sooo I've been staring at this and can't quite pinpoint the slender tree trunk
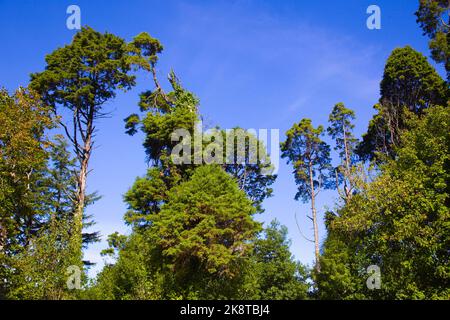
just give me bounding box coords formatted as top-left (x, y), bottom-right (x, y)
top-left (73, 110), bottom-right (93, 261)
top-left (309, 163), bottom-right (320, 272)
top-left (75, 139), bottom-right (91, 237)
top-left (342, 123), bottom-right (352, 201)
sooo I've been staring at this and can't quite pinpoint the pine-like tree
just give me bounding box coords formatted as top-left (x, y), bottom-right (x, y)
top-left (281, 119), bottom-right (334, 271)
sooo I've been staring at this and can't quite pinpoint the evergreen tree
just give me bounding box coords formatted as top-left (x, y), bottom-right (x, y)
top-left (357, 46), bottom-right (447, 161)
top-left (281, 119), bottom-right (333, 271)
top-left (124, 35), bottom-right (276, 226)
top-left (30, 26), bottom-right (138, 260)
top-left (152, 165), bottom-right (260, 280)
top-left (327, 103), bottom-right (359, 203)
top-left (319, 106), bottom-right (450, 299)
top-left (43, 135), bottom-right (100, 264)
top-left (221, 128), bottom-right (277, 213)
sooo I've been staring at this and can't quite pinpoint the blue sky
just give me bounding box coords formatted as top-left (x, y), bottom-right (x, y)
top-left (0, 0), bottom-right (445, 276)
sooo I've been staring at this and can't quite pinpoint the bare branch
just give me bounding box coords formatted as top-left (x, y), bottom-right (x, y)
top-left (294, 211), bottom-right (314, 243)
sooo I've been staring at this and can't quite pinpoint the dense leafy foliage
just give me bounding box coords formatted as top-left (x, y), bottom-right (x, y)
top-left (1, 2), bottom-right (449, 300)
top-left (318, 106), bottom-right (450, 299)
top-left (357, 46), bottom-right (447, 161)
top-left (416, 0), bottom-right (450, 81)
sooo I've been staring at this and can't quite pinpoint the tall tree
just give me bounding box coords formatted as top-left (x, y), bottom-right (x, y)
top-left (99, 32), bottom-right (277, 300)
top-left (416, 0), bottom-right (450, 81)
top-left (0, 87), bottom-right (54, 255)
top-left (357, 46), bottom-right (447, 161)
top-left (0, 88), bottom-right (55, 299)
top-left (319, 105), bottom-right (450, 299)
top-left (327, 103), bottom-right (358, 203)
top-left (93, 165), bottom-right (262, 300)
top-left (30, 26), bottom-right (137, 257)
top-left (43, 135), bottom-right (100, 264)
top-left (124, 38), bottom-right (276, 225)
top-left (281, 119), bottom-right (333, 271)
top-left (123, 70), bottom-right (200, 227)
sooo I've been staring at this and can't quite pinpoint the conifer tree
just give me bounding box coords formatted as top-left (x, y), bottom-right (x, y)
top-left (357, 46), bottom-right (447, 161)
top-left (327, 103), bottom-right (358, 203)
top-left (30, 27), bottom-right (137, 259)
top-left (281, 119), bottom-right (333, 271)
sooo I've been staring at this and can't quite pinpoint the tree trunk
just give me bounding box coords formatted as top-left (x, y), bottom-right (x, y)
top-left (342, 123), bottom-right (352, 201)
top-left (309, 163), bottom-right (320, 272)
top-left (73, 118), bottom-right (93, 258)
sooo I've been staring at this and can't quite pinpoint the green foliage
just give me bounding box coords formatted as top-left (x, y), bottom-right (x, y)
top-left (114, 36), bottom-right (280, 299)
top-left (30, 26), bottom-right (136, 111)
top-left (327, 103), bottom-right (357, 161)
top-left (152, 165), bottom-right (260, 277)
top-left (327, 103), bottom-right (359, 202)
top-left (281, 118), bottom-right (333, 203)
top-left (3, 12), bottom-right (448, 301)
top-left (123, 73), bottom-right (199, 227)
top-left (6, 218), bottom-right (81, 300)
top-left (319, 106), bottom-right (450, 299)
top-left (220, 128), bottom-right (277, 213)
top-left (0, 89), bottom-right (94, 299)
top-left (416, 0), bottom-right (450, 81)
top-left (124, 167), bottom-right (174, 227)
top-left (89, 231), bottom-right (163, 300)
top-left (127, 32), bottom-right (164, 72)
top-left (314, 234), bottom-right (368, 300)
top-left (0, 88), bottom-right (55, 298)
top-left (0, 88), bottom-right (54, 255)
top-left (29, 26), bottom-right (141, 262)
top-left (124, 50), bottom-right (276, 225)
top-left (44, 136), bottom-right (100, 260)
top-left (89, 218), bottom-right (310, 300)
top-left (380, 46), bottom-right (447, 112)
top-left (140, 74), bottom-right (199, 166)
top-left (253, 220), bottom-right (310, 300)
top-left (357, 46), bottom-right (447, 161)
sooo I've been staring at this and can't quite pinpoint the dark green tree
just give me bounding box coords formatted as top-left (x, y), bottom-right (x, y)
top-left (124, 40), bottom-right (276, 225)
top-left (221, 128), bottom-right (277, 213)
top-left (319, 106), bottom-right (450, 299)
top-left (357, 46), bottom-right (447, 161)
top-left (123, 70), bottom-right (199, 227)
top-left (152, 165), bottom-right (260, 279)
top-left (91, 166), bottom-right (263, 300)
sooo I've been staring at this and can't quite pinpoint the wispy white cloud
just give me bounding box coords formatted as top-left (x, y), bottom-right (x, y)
top-left (163, 1), bottom-right (382, 127)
